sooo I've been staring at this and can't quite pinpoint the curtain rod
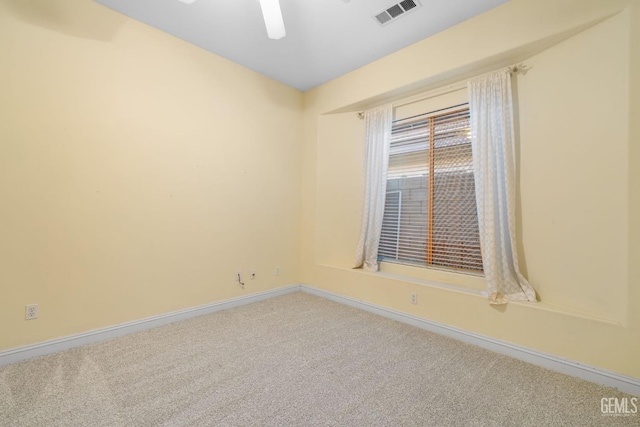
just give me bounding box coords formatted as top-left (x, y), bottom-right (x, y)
top-left (356, 63), bottom-right (530, 119)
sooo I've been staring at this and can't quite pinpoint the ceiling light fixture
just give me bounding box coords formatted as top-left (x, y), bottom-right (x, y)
top-left (259, 0), bottom-right (286, 40)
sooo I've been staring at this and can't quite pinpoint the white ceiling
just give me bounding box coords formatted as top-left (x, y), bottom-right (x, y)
top-left (93, 0), bottom-right (509, 91)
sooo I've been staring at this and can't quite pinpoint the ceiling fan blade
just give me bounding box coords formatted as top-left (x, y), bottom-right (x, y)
top-left (259, 0), bottom-right (286, 40)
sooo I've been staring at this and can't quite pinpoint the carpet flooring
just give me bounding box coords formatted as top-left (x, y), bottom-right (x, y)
top-left (0, 292), bottom-right (637, 426)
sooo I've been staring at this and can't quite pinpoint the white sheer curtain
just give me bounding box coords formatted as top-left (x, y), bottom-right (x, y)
top-left (355, 105), bottom-right (393, 272)
top-left (468, 71), bottom-right (537, 304)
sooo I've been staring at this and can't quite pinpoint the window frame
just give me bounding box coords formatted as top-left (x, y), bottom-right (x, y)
top-left (378, 102), bottom-right (484, 276)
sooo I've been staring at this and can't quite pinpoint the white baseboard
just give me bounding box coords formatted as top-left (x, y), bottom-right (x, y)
top-left (300, 284), bottom-right (640, 397)
top-left (0, 284), bottom-right (301, 367)
top-left (3, 283), bottom-right (638, 397)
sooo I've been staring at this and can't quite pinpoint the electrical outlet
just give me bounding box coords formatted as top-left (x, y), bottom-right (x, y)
top-left (275, 266), bottom-right (280, 276)
top-left (25, 304), bottom-right (39, 320)
top-left (251, 270), bottom-right (256, 280)
top-left (410, 293), bottom-right (418, 305)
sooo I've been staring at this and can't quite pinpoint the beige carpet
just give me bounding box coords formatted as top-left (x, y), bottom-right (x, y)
top-left (0, 292), bottom-right (636, 426)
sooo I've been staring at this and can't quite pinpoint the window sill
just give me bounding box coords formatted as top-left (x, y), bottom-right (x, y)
top-left (314, 262), bottom-right (624, 326)
top-left (315, 261), bottom-right (485, 297)
top-left (379, 261), bottom-right (486, 292)
top-left (374, 263), bottom-right (621, 325)
top-left (375, 269), bottom-right (486, 297)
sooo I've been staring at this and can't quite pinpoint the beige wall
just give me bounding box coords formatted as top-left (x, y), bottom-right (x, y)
top-left (0, 0), bottom-right (302, 350)
top-left (630, 0), bottom-right (640, 336)
top-left (516, 13), bottom-right (629, 322)
top-left (302, 0), bottom-right (640, 378)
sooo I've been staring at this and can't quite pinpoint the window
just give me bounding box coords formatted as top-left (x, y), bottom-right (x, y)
top-left (378, 105), bottom-right (483, 273)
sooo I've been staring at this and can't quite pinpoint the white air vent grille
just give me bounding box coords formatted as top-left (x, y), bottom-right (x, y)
top-left (374, 0), bottom-right (420, 25)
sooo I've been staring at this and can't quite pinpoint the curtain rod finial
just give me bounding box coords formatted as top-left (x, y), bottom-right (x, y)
top-left (509, 63), bottom-right (531, 75)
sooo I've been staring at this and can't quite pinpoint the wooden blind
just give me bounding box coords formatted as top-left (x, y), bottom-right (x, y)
top-left (378, 106), bottom-right (483, 273)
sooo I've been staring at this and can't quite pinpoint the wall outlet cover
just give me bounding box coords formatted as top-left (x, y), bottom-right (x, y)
top-left (25, 304), bottom-right (39, 320)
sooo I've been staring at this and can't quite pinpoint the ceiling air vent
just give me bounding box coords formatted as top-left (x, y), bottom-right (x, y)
top-left (374, 0), bottom-right (420, 25)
